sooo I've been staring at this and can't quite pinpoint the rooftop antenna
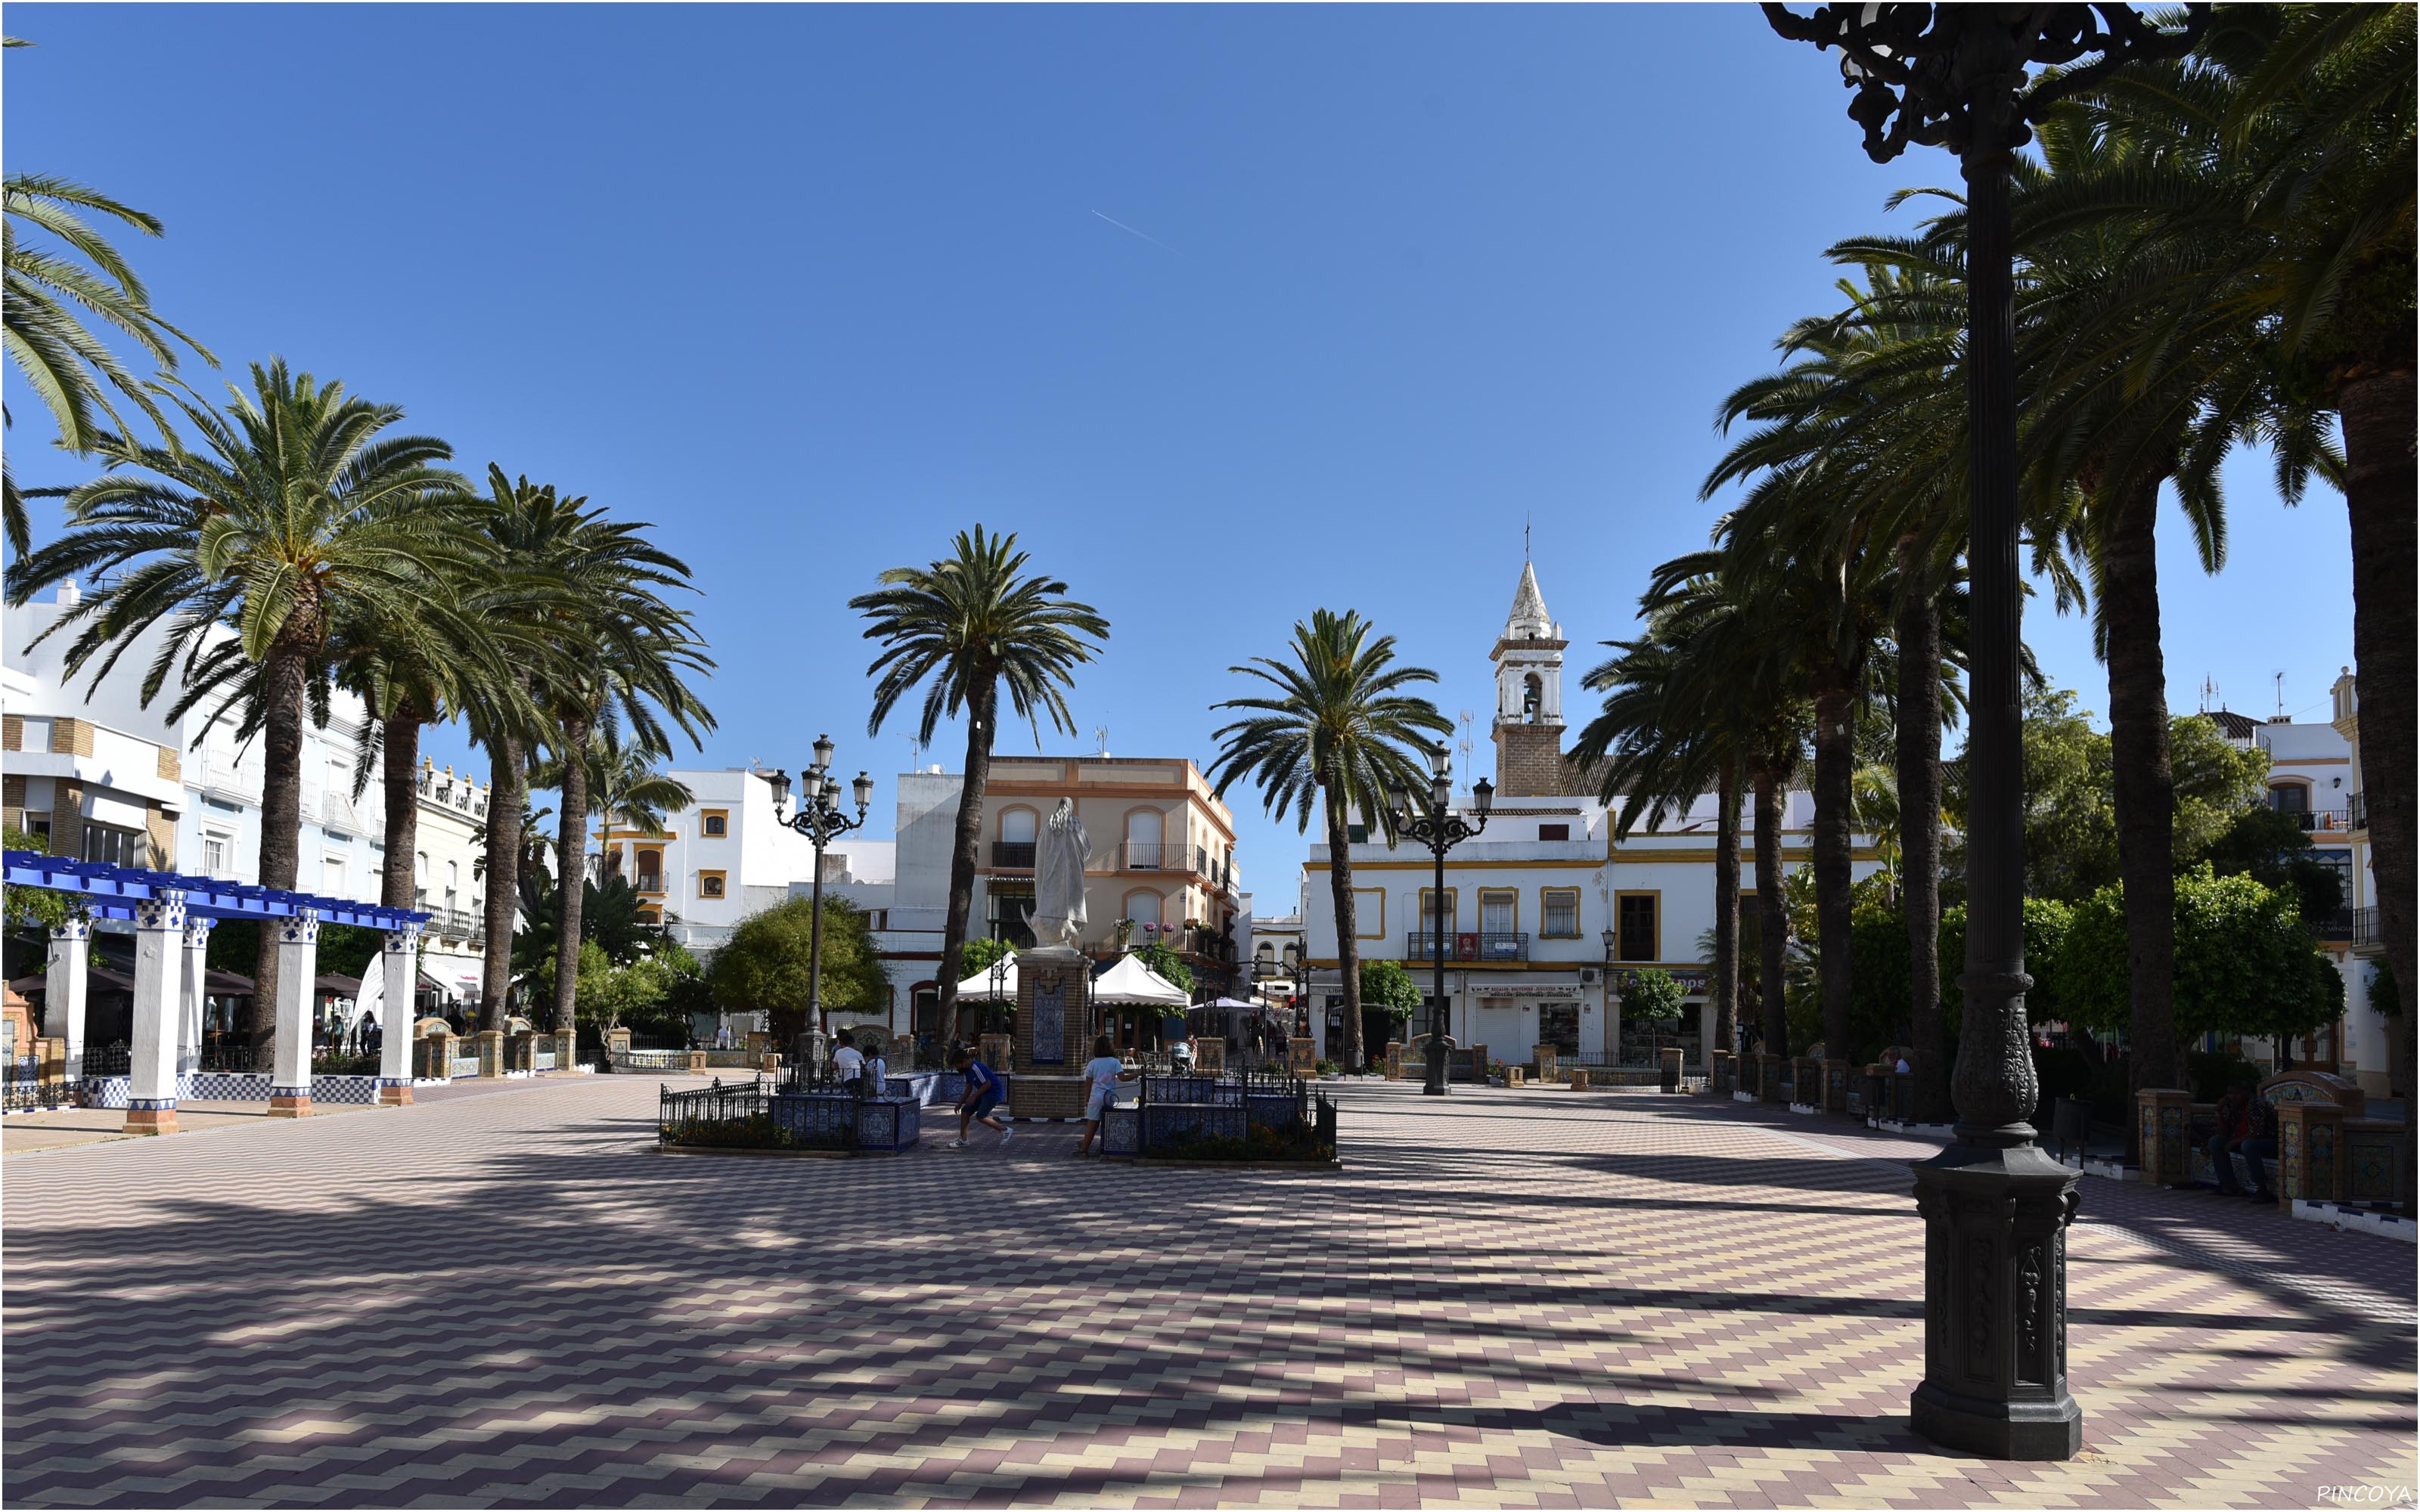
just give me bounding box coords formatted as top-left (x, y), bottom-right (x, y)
top-left (1457, 708), bottom-right (1475, 778)
top-left (1094, 725), bottom-right (1110, 757)
top-left (2274, 671), bottom-right (2286, 718)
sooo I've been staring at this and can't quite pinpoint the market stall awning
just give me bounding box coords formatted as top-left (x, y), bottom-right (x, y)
top-left (1090, 954), bottom-right (1190, 1008)
top-left (954, 951), bottom-right (1018, 1000)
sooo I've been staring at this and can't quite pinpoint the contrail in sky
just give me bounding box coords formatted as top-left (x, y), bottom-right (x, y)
top-left (1091, 209), bottom-right (1175, 253)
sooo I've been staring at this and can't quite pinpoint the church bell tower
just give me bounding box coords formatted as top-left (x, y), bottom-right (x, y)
top-left (1491, 562), bottom-right (1568, 796)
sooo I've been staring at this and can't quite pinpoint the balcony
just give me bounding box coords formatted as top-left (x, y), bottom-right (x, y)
top-left (634, 872), bottom-right (664, 897)
top-left (990, 841), bottom-right (1036, 869)
top-left (424, 906), bottom-right (488, 943)
top-left (2350, 792), bottom-right (2368, 832)
top-left (1405, 930), bottom-right (1529, 963)
top-left (2288, 807), bottom-right (2353, 832)
top-left (2353, 906), bottom-right (2381, 951)
top-left (1120, 841), bottom-right (1208, 872)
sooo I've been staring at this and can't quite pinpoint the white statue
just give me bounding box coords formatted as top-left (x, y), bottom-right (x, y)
top-left (1028, 798), bottom-right (1089, 950)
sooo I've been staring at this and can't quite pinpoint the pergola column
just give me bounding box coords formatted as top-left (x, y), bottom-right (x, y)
top-left (377, 924), bottom-right (419, 1106)
top-left (269, 909), bottom-right (319, 1117)
top-left (178, 916), bottom-right (213, 1075)
top-left (46, 918), bottom-right (91, 1082)
top-left (126, 892), bottom-right (185, 1135)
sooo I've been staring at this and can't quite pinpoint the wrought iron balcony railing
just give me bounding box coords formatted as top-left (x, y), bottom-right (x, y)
top-left (2350, 792), bottom-right (2368, 832)
top-left (1119, 842), bottom-right (1208, 873)
top-left (2353, 906), bottom-right (2381, 948)
top-left (1405, 930), bottom-right (1529, 963)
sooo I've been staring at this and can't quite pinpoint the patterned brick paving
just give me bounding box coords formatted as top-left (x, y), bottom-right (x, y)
top-left (3, 1078), bottom-right (2411, 1507)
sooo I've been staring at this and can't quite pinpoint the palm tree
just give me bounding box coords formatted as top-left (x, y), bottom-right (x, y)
top-left (1208, 609), bottom-right (1450, 1074)
top-left (852, 526), bottom-right (1109, 1025)
top-left (2, 146), bottom-right (213, 556)
top-left (558, 733), bottom-right (697, 873)
top-left (2016, 10), bottom-right (2412, 1102)
top-left (5, 361), bottom-right (468, 1055)
top-left (462, 466), bottom-right (588, 1031)
top-left (528, 539), bottom-right (712, 1045)
top-left (1572, 570), bottom-right (1757, 1062)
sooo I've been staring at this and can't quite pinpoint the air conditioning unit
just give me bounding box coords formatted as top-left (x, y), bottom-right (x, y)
top-left (1579, 968), bottom-right (1599, 985)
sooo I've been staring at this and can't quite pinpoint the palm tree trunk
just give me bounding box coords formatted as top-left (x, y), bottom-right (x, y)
top-left (248, 647), bottom-right (310, 1060)
top-left (935, 677), bottom-right (997, 1033)
top-left (1810, 669), bottom-right (1855, 1064)
top-left (1753, 757), bottom-right (1790, 1055)
top-left (480, 731), bottom-right (526, 1032)
top-left (2338, 366), bottom-right (2415, 1205)
top-left (1895, 563), bottom-right (1950, 1123)
top-left (380, 708), bottom-right (422, 912)
top-left (1323, 781), bottom-right (1366, 1072)
top-left (2102, 477), bottom-right (2179, 1108)
top-left (1711, 757), bottom-right (1742, 1058)
top-left (551, 721), bottom-right (592, 1039)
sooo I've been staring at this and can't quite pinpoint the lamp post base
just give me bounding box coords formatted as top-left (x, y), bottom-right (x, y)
top-left (1909, 1137), bottom-right (2083, 1461)
top-left (1423, 1041), bottom-right (1449, 1096)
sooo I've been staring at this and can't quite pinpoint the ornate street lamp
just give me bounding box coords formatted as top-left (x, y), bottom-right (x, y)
top-left (1762, 2), bottom-right (2206, 1461)
top-left (763, 736), bottom-right (875, 1057)
top-left (1388, 741), bottom-right (1493, 1096)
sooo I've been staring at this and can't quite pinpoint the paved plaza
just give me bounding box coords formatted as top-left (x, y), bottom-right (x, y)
top-left (3, 1077), bottom-right (2412, 1508)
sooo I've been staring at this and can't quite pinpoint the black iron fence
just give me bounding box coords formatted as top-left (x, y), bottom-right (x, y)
top-left (2, 1060), bottom-right (70, 1113)
top-left (82, 1042), bottom-right (132, 1079)
top-left (198, 1042), bottom-right (258, 1074)
top-left (2354, 906), bottom-right (2381, 947)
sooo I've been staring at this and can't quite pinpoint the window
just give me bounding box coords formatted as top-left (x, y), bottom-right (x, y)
top-left (1480, 889), bottom-right (1517, 935)
top-left (699, 871), bottom-right (727, 899)
top-left (1123, 890), bottom-right (1163, 928)
top-left (2271, 783), bottom-right (2310, 813)
top-left (416, 850), bottom-right (430, 884)
top-left (1419, 888), bottom-right (1457, 937)
top-left (1541, 888), bottom-right (1580, 937)
top-left (323, 854), bottom-right (348, 896)
top-left (635, 849), bottom-right (664, 894)
top-left (987, 878), bottom-right (1036, 947)
top-left (1617, 892), bottom-right (1659, 962)
top-left (1538, 823), bottom-right (1569, 841)
top-left (82, 823), bottom-right (141, 868)
top-left (701, 810), bottom-right (728, 837)
top-left (999, 807), bottom-right (1037, 844)
top-left (1346, 823), bottom-right (1369, 844)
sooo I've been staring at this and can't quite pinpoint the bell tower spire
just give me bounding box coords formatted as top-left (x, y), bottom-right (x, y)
top-left (1491, 561), bottom-right (1568, 795)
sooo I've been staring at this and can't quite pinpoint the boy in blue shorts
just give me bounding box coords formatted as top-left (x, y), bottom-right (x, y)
top-left (951, 1048), bottom-right (1012, 1148)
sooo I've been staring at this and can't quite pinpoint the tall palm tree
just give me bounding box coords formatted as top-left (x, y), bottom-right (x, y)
top-left (2, 147), bottom-right (213, 556)
top-left (5, 361), bottom-right (468, 1055)
top-left (852, 526), bottom-right (1109, 1025)
top-left (528, 534), bottom-right (712, 1044)
top-left (2021, 8), bottom-right (2412, 1102)
top-left (1571, 569), bottom-right (1761, 1063)
top-left (463, 466), bottom-right (591, 1031)
top-left (1208, 609), bottom-right (1451, 1074)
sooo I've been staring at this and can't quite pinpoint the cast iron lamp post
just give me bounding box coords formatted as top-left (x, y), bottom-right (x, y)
top-left (1388, 740), bottom-right (1493, 1096)
top-left (763, 734), bottom-right (876, 1055)
top-left (1762, 2), bottom-right (2206, 1461)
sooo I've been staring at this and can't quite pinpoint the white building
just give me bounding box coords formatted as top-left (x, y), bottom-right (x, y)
top-left (1301, 563), bottom-right (1878, 1069)
top-left (5, 582), bottom-right (498, 1014)
top-left (2203, 686), bottom-right (2382, 1091)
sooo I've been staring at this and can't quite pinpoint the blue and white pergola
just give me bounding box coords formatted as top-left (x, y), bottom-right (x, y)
top-left (7, 850), bottom-right (430, 1132)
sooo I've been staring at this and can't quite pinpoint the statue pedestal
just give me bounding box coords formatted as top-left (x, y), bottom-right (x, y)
top-left (1010, 946), bottom-right (1093, 1121)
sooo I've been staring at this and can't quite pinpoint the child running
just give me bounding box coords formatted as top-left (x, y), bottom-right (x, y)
top-left (950, 1047), bottom-right (1012, 1149)
top-left (1075, 1034), bottom-right (1135, 1156)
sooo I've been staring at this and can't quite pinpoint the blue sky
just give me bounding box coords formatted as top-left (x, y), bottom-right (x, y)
top-left (5, 4), bottom-right (2353, 898)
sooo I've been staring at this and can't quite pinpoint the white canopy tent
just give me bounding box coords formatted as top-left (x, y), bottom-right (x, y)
top-left (1090, 954), bottom-right (1190, 1008)
top-left (954, 951), bottom-right (1019, 1001)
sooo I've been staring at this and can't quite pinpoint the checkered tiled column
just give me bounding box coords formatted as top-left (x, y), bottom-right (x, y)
top-left (178, 916), bottom-right (213, 1076)
top-left (125, 891), bottom-right (186, 1135)
top-left (270, 909), bottom-right (319, 1117)
top-left (377, 925), bottom-right (418, 1105)
top-left (46, 919), bottom-right (90, 1083)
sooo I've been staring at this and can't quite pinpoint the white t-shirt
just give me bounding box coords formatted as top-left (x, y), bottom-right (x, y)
top-left (1085, 1055), bottom-right (1126, 1101)
top-left (833, 1046), bottom-right (864, 1079)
